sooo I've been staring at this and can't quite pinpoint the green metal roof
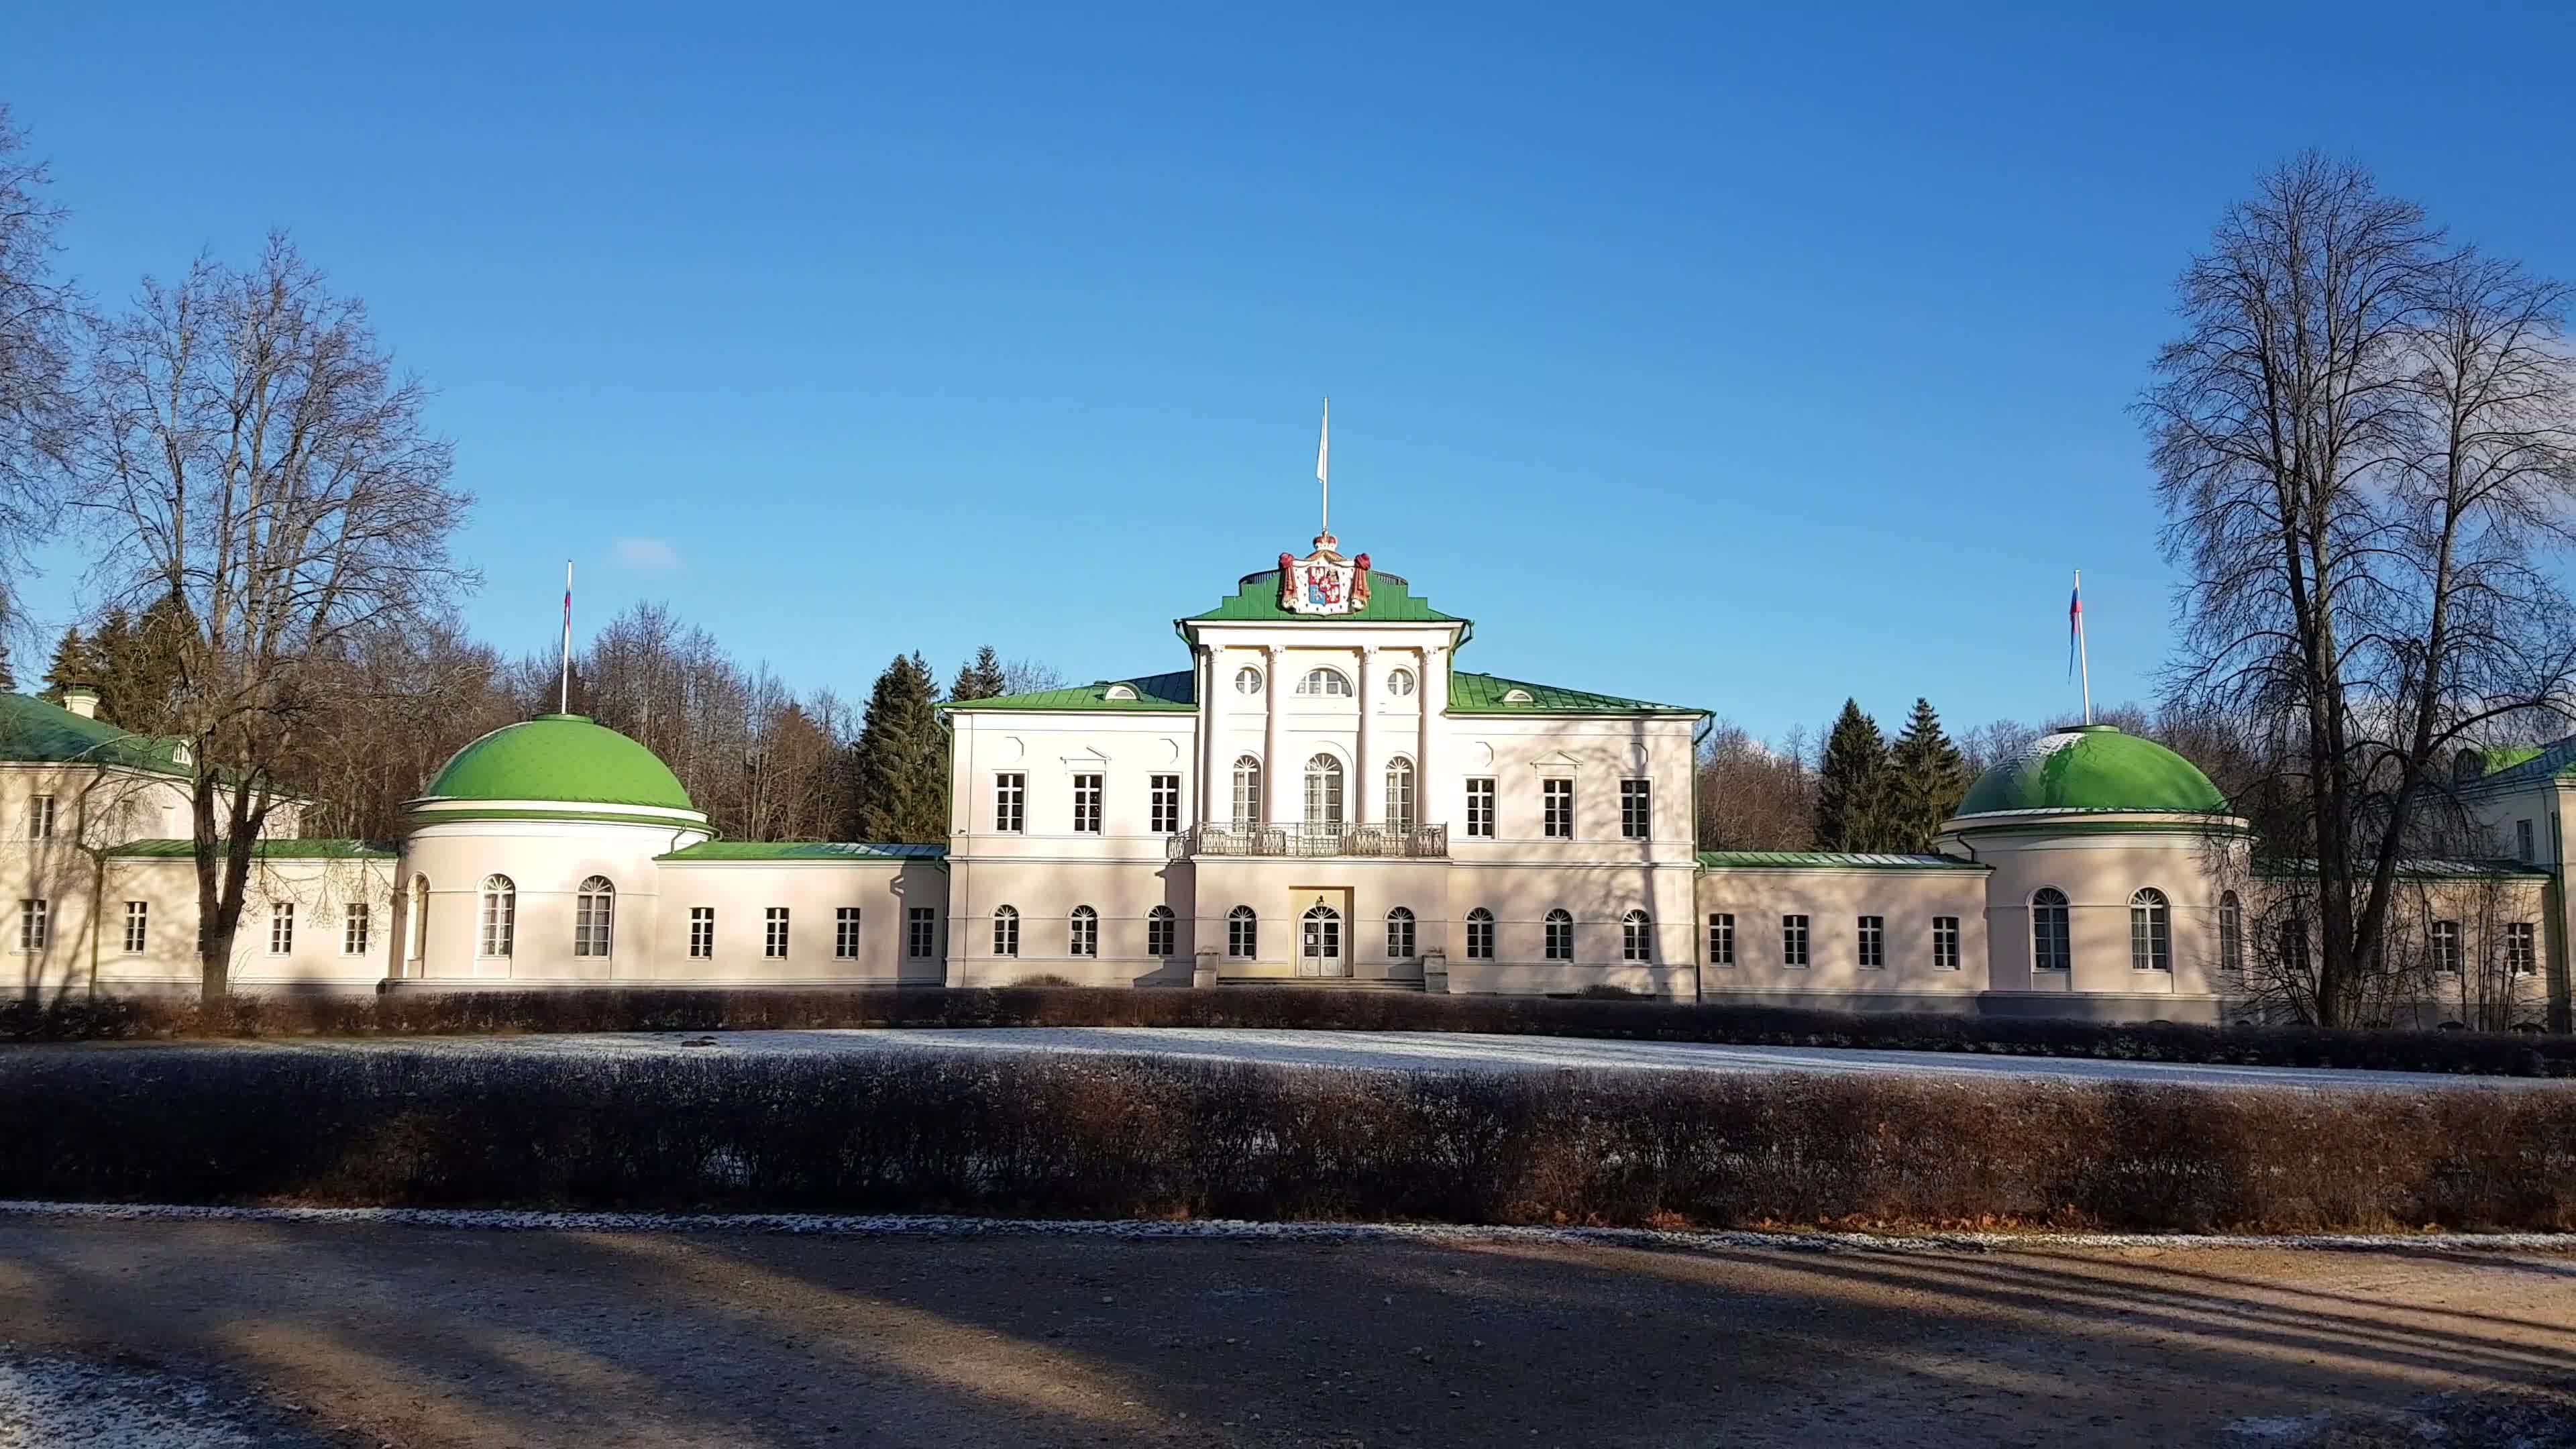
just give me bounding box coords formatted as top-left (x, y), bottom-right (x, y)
top-left (1449, 671), bottom-right (1701, 716)
top-left (107, 838), bottom-right (395, 860)
top-left (421, 714), bottom-right (696, 811)
top-left (0, 692), bottom-right (190, 776)
top-left (2254, 857), bottom-right (2551, 881)
top-left (1697, 851), bottom-right (1989, 871)
top-left (1186, 570), bottom-right (1464, 624)
top-left (658, 841), bottom-right (946, 861)
top-left (1955, 726), bottom-right (2228, 817)
top-left (2459, 737), bottom-right (2576, 792)
top-left (948, 670), bottom-right (1196, 713)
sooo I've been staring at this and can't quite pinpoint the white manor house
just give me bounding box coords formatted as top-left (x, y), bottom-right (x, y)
top-left (3, 529), bottom-right (2567, 1028)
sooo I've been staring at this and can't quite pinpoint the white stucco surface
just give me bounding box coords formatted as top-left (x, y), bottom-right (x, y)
top-left (229, 1026), bottom-right (2570, 1090)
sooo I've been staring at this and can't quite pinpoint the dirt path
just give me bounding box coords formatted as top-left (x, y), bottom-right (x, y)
top-left (0, 1217), bottom-right (2569, 1447)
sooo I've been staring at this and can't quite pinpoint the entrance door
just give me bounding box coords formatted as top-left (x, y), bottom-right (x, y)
top-left (1299, 903), bottom-right (1346, 978)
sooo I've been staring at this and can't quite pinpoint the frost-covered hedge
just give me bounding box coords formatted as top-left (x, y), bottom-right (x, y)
top-left (0, 1046), bottom-right (2568, 1231)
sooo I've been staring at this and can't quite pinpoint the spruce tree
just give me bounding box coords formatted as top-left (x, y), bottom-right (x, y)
top-left (947, 645), bottom-right (1009, 704)
top-left (1886, 696), bottom-right (1968, 853)
top-left (40, 627), bottom-right (93, 701)
top-left (1813, 698), bottom-right (1891, 851)
top-left (850, 652), bottom-right (949, 843)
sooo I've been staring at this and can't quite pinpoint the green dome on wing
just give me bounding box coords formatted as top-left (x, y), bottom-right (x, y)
top-left (1955, 725), bottom-right (2226, 817)
top-left (423, 714), bottom-right (694, 810)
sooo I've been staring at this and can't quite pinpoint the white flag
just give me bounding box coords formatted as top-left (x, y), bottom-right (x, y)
top-left (1316, 398), bottom-right (1330, 486)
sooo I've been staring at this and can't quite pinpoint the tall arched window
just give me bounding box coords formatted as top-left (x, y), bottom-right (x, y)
top-left (1146, 904), bottom-right (1175, 958)
top-left (1231, 755), bottom-right (1263, 830)
top-left (1227, 904), bottom-right (1258, 959)
top-left (574, 876), bottom-right (615, 958)
top-left (1465, 908), bottom-right (1495, 961)
top-left (478, 875), bottom-right (515, 959)
top-left (2218, 891), bottom-right (2244, 975)
top-left (1544, 908), bottom-right (1574, 961)
top-left (1295, 668), bottom-right (1352, 697)
top-left (1303, 753), bottom-right (1344, 828)
top-left (2129, 888), bottom-right (2171, 972)
top-left (992, 905), bottom-right (1020, 957)
top-left (1623, 910), bottom-right (1652, 962)
top-left (407, 873), bottom-right (429, 969)
top-left (1384, 756), bottom-right (1417, 832)
top-left (1386, 906), bottom-right (1416, 960)
top-left (1069, 904), bottom-right (1099, 957)
top-left (2031, 888), bottom-right (2070, 972)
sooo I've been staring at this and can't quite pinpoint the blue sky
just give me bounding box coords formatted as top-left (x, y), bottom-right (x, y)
top-left (9, 2), bottom-right (2573, 744)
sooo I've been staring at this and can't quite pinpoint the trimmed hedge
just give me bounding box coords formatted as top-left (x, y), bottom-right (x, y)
top-left (3, 987), bottom-right (2572, 1077)
top-left (0, 1046), bottom-right (2567, 1231)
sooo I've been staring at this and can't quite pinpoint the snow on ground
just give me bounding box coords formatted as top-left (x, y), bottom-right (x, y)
top-left (0, 1350), bottom-right (331, 1448)
top-left (227, 1025), bottom-right (2568, 1091)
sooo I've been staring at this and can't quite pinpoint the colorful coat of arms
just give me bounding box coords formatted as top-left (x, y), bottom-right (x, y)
top-left (1279, 535), bottom-right (1371, 616)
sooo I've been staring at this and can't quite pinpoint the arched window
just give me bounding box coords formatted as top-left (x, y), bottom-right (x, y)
top-left (1296, 668), bottom-right (1352, 697)
top-left (407, 874), bottom-right (429, 967)
top-left (1303, 753), bottom-right (1344, 828)
top-left (1465, 908), bottom-right (1495, 961)
top-left (1069, 904), bottom-right (1099, 957)
top-left (2031, 888), bottom-right (2070, 972)
top-left (2129, 888), bottom-right (2171, 972)
top-left (478, 875), bottom-right (515, 959)
top-left (1623, 910), bottom-right (1652, 962)
top-left (1386, 667), bottom-right (1417, 698)
top-left (992, 905), bottom-right (1020, 957)
top-left (1146, 904), bottom-right (1175, 958)
top-left (1227, 904), bottom-right (1258, 959)
top-left (1231, 755), bottom-right (1263, 830)
top-left (1234, 666), bottom-right (1263, 696)
top-left (1386, 906), bottom-right (1416, 960)
top-left (2218, 891), bottom-right (2243, 975)
top-left (1103, 683), bottom-right (1138, 701)
top-left (1544, 908), bottom-right (1574, 961)
top-left (1384, 756), bottom-right (1417, 832)
top-left (574, 876), bottom-right (615, 958)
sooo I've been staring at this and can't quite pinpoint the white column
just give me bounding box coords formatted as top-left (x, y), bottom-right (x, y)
top-left (1264, 643), bottom-right (1289, 827)
top-left (1355, 646), bottom-right (1379, 826)
top-left (1418, 645), bottom-right (1448, 830)
top-left (1195, 644), bottom-right (1217, 829)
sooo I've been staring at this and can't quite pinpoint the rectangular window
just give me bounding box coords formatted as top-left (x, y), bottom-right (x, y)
top-left (1147, 909), bottom-right (1174, 958)
top-left (17, 899), bottom-right (46, 951)
top-left (1465, 912), bottom-right (1494, 961)
top-left (1619, 780), bottom-right (1652, 841)
top-left (2508, 922), bottom-right (2537, 975)
top-left (1071, 773), bottom-right (1104, 834)
top-left (1857, 915), bottom-right (1884, 969)
top-left (28, 794), bottom-right (54, 841)
top-left (994, 773), bottom-right (1026, 833)
top-left (835, 907), bottom-right (861, 959)
top-left (2516, 819), bottom-right (2536, 863)
top-left (343, 902), bottom-right (371, 957)
top-left (2432, 920), bottom-right (2462, 973)
top-left (123, 900), bottom-right (148, 955)
top-left (1542, 777), bottom-right (1574, 839)
top-left (689, 907), bottom-right (714, 959)
top-left (1150, 773), bottom-right (1181, 833)
top-left (1933, 916), bottom-right (1960, 971)
top-left (270, 902), bottom-right (294, 955)
top-left (1464, 778), bottom-right (1497, 839)
top-left (1707, 912), bottom-right (1734, 966)
top-left (1782, 914), bottom-right (1810, 969)
top-left (764, 907), bottom-right (790, 959)
top-left (907, 907), bottom-right (936, 959)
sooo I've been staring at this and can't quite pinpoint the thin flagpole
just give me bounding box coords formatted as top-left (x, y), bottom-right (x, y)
top-left (1316, 397), bottom-right (1330, 537)
top-left (559, 560), bottom-right (574, 714)
top-left (2074, 568), bottom-right (2093, 726)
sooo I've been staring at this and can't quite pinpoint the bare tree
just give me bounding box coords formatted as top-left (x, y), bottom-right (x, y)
top-left (1695, 721), bottom-right (1816, 851)
top-left (1000, 657), bottom-right (1067, 697)
top-left (70, 234), bottom-right (476, 1002)
top-left (0, 106), bottom-right (80, 621)
top-left (2143, 153), bottom-right (2576, 1026)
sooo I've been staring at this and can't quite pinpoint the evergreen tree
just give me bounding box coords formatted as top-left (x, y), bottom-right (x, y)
top-left (1813, 698), bottom-right (1892, 851)
top-left (947, 645), bottom-right (1009, 704)
top-left (1886, 696), bottom-right (1968, 853)
top-left (40, 627), bottom-right (93, 701)
top-left (849, 652), bottom-right (948, 843)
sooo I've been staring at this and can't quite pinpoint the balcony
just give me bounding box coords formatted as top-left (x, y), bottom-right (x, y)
top-left (1168, 822), bottom-right (1450, 860)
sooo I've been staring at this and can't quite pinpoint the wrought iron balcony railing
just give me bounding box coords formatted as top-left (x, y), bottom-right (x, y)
top-left (1168, 822), bottom-right (1450, 860)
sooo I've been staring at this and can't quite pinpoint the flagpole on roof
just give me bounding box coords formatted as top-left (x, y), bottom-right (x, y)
top-left (559, 560), bottom-right (574, 715)
top-left (2074, 569), bottom-right (2093, 727)
top-left (1316, 397), bottom-right (1330, 539)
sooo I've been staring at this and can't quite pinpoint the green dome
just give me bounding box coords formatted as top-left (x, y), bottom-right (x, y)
top-left (423, 714), bottom-right (695, 811)
top-left (1955, 725), bottom-right (2226, 817)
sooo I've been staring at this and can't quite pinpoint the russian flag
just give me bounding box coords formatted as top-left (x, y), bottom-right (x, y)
top-left (2067, 578), bottom-right (2083, 678)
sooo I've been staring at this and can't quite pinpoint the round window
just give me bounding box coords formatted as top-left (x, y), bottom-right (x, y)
top-left (1387, 668), bottom-right (1416, 698)
top-left (1234, 667), bottom-right (1263, 696)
